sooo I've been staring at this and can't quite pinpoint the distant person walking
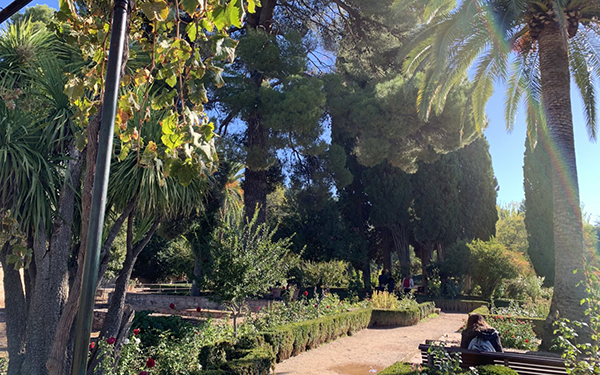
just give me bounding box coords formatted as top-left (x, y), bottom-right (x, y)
top-left (402, 274), bottom-right (414, 294)
top-left (378, 269), bottom-right (389, 292)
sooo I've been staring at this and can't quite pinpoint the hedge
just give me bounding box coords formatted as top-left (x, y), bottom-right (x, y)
top-left (199, 303), bottom-right (436, 374)
top-left (370, 302), bottom-right (436, 327)
top-left (379, 362), bottom-right (518, 375)
top-left (259, 308), bottom-right (372, 362)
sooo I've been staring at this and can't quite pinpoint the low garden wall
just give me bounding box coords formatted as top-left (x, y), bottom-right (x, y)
top-left (115, 292), bottom-right (272, 312)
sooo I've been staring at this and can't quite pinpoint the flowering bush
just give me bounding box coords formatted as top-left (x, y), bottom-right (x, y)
top-left (485, 315), bottom-right (537, 350)
top-left (491, 299), bottom-right (549, 319)
top-left (369, 291), bottom-right (418, 310)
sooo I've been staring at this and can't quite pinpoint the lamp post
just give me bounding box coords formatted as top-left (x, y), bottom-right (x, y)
top-left (70, 1), bottom-right (130, 374)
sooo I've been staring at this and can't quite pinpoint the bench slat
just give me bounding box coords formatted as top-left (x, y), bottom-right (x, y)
top-left (418, 344), bottom-right (567, 375)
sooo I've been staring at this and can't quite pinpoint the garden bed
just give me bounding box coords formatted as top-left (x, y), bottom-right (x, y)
top-left (379, 361), bottom-right (519, 374)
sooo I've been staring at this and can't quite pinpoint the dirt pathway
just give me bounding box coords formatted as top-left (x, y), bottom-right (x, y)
top-left (275, 312), bottom-right (467, 375)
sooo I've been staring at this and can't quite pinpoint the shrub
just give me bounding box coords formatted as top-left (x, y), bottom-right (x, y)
top-left (260, 308), bottom-right (372, 362)
top-left (370, 291), bottom-right (418, 310)
top-left (370, 303), bottom-right (436, 327)
top-left (248, 292), bottom-right (361, 331)
top-left (469, 239), bottom-right (519, 299)
top-left (553, 266), bottom-right (600, 374)
top-left (485, 315), bottom-right (537, 350)
top-left (477, 365), bottom-right (519, 375)
top-left (378, 362), bottom-right (419, 375)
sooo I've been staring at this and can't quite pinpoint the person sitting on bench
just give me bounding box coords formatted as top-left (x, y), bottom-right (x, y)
top-left (460, 313), bottom-right (503, 353)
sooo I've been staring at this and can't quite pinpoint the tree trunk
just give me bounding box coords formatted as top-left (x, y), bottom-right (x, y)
top-left (0, 241), bottom-right (27, 375)
top-left (418, 241), bottom-right (434, 295)
top-left (380, 228), bottom-right (392, 272)
top-left (190, 256), bottom-right (203, 296)
top-left (21, 221), bottom-right (52, 375)
top-left (46, 113), bottom-right (100, 375)
top-left (389, 224), bottom-right (410, 277)
top-left (244, 101), bottom-right (268, 224)
top-left (362, 262), bottom-right (371, 291)
top-left (537, 22), bottom-right (589, 348)
top-left (98, 216), bottom-right (159, 346)
top-left (243, 1), bottom-right (276, 224)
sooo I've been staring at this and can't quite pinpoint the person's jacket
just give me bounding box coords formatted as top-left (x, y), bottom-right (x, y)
top-left (460, 327), bottom-right (503, 352)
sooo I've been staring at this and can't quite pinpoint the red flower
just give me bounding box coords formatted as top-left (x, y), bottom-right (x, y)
top-left (257, 306), bottom-right (261, 311)
top-left (525, 339), bottom-right (529, 343)
top-left (106, 337), bottom-right (116, 345)
top-left (303, 291), bottom-right (308, 297)
top-left (139, 372), bottom-right (148, 375)
top-left (89, 342), bottom-right (96, 350)
top-left (169, 303), bottom-right (175, 309)
top-left (196, 306), bottom-right (201, 313)
top-left (314, 304), bottom-right (318, 308)
top-left (512, 335), bottom-right (516, 338)
top-left (282, 286), bottom-right (286, 290)
top-left (327, 306), bottom-right (330, 309)
top-left (133, 328), bottom-right (140, 336)
top-left (146, 358), bottom-right (156, 368)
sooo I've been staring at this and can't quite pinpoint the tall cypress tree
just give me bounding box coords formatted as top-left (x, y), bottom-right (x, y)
top-left (523, 133), bottom-right (555, 286)
top-left (456, 137), bottom-right (498, 241)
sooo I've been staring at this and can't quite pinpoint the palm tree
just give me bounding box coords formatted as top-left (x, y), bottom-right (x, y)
top-left (401, 0), bottom-right (599, 346)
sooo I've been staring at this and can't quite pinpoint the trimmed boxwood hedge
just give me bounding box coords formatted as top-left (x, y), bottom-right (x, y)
top-left (259, 308), bottom-right (372, 362)
top-left (199, 303), bottom-right (436, 374)
top-left (370, 302), bottom-right (436, 327)
top-left (379, 362), bottom-right (518, 375)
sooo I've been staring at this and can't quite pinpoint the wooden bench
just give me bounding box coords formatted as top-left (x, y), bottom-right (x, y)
top-left (419, 342), bottom-right (567, 375)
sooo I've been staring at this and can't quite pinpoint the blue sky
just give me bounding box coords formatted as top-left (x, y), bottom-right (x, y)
top-left (5, 0), bottom-right (599, 221)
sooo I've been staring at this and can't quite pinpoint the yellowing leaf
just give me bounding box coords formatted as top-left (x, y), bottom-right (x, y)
top-left (161, 113), bottom-right (178, 135)
top-left (247, 0), bottom-right (259, 13)
top-left (140, 0), bottom-right (169, 21)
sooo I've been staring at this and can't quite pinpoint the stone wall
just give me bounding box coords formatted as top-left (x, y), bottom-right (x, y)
top-left (115, 292), bottom-right (275, 313)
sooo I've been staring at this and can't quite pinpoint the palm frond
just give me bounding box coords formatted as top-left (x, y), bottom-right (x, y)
top-left (569, 34), bottom-right (597, 140)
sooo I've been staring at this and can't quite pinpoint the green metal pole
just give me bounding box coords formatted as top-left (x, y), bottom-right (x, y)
top-left (71, 1), bottom-right (129, 374)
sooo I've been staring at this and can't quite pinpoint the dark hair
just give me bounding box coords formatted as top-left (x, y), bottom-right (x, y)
top-left (466, 313), bottom-right (492, 332)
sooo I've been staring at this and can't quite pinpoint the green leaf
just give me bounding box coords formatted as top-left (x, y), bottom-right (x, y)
top-left (181, 0), bottom-right (200, 14)
top-left (185, 22), bottom-right (198, 43)
top-left (172, 39), bottom-right (192, 61)
top-left (212, 35), bottom-right (238, 63)
top-left (64, 76), bottom-right (85, 99)
top-left (226, 0), bottom-right (244, 28)
top-left (165, 73), bottom-right (177, 88)
top-left (210, 5), bottom-right (228, 30)
top-left (161, 133), bottom-right (184, 149)
top-left (140, 0), bottom-right (169, 21)
top-left (59, 0), bottom-right (76, 15)
top-left (187, 81), bottom-right (208, 105)
top-left (211, 67), bottom-right (225, 88)
top-left (118, 143), bottom-right (131, 161)
top-left (151, 89), bottom-right (177, 110)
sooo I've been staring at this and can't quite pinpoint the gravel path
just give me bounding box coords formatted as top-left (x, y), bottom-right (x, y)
top-left (274, 312), bottom-right (467, 375)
